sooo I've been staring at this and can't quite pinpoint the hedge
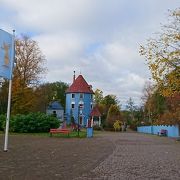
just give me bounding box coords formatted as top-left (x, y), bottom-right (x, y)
top-left (0, 112), bottom-right (60, 133)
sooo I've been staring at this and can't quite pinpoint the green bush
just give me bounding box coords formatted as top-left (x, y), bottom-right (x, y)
top-left (0, 114), bottom-right (6, 131)
top-left (10, 112), bottom-right (60, 133)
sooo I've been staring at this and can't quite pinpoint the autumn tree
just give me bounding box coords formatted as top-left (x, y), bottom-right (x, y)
top-left (0, 79), bottom-right (8, 114)
top-left (32, 81), bottom-right (68, 112)
top-left (140, 9), bottom-right (180, 97)
top-left (113, 120), bottom-right (121, 131)
top-left (106, 104), bottom-right (121, 128)
top-left (102, 94), bottom-right (119, 112)
top-left (94, 89), bottom-right (103, 104)
top-left (12, 35), bottom-right (46, 114)
top-left (141, 80), bottom-right (180, 125)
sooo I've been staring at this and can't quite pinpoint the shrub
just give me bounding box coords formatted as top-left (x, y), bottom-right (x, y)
top-left (113, 120), bottom-right (121, 131)
top-left (10, 112), bottom-right (60, 133)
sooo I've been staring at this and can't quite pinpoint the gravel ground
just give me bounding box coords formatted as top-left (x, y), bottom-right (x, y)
top-left (75, 132), bottom-right (180, 180)
top-left (0, 133), bottom-right (114, 180)
top-left (0, 132), bottom-right (180, 180)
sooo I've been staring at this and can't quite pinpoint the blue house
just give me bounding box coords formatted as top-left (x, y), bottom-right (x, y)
top-left (46, 101), bottom-right (64, 121)
top-left (65, 73), bottom-right (94, 126)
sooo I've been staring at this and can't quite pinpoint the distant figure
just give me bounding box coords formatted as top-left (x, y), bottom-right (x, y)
top-left (124, 122), bottom-right (127, 131)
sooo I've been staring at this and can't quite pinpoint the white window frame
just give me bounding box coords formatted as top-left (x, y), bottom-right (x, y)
top-left (79, 101), bottom-right (84, 109)
top-left (71, 102), bottom-right (75, 109)
top-left (91, 102), bottom-right (93, 109)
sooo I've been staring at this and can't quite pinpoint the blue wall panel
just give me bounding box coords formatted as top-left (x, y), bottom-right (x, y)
top-left (65, 93), bottom-right (93, 126)
top-left (137, 125), bottom-right (179, 137)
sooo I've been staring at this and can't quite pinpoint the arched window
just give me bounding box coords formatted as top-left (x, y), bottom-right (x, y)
top-left (71, 102), bottom-right (75, 109)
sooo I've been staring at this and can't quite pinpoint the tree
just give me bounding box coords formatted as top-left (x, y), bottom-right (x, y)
top-left (94, 89), bottom-right (103, 104)
top-left (12, 35), bottom-right (46, 114)
top-left (106, 104), bottom-right (121, 128)
top-left (102, 94), bottom-right (118, 110)
top-left (49, 81), bottom-right (68, 108)
top-left (126, 98), bottom-right (136, 121)
top-left (113, 120), bottom-right (121, 131)
top-left (140, 9), bottom-right (180, 97)
top-left (0, 79), bottom-right (8, 114)
top-left (157, 93), bottom-right (180, 125)
top-left (14, 35), bottom-right (46, 86)
top-left (29, 81), bottom-right (68, 113)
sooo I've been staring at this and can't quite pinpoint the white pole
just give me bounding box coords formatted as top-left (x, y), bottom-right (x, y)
top-left (4, 30), bottom-right (15, 152)
top-left (99, 116), bottom-right (101, 127)
top-left (4, 79), bottom-right (12, 151)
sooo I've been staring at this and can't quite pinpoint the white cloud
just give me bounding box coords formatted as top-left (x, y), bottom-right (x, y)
top-left (1, 0), bottom-right (179, 107)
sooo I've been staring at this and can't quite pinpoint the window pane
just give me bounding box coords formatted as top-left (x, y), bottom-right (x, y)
top-left (80, 93), bottom-right (83, 99)
top-left (79, 116), bottom-right (83, 125)
top-left (71, 104), bottom-right (75, 109)
top-left (79, 104), bottom-right (83, 109)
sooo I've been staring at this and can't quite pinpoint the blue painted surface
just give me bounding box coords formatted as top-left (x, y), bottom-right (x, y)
top-left (65, 93), bottom-right (93, 126)
top-left (47, 101), bottom-right (64, 110)
top-left (87, 128), bottom-right (93, 138)
top-left (137, 125), bottom-right (179, 137)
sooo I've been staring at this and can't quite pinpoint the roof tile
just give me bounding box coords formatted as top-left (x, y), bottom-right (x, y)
top-left (66, 75), bottom-right (94, 94)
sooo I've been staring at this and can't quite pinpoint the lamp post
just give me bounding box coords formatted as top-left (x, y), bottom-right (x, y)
top-left (78, 104), bottom-right (80, 137)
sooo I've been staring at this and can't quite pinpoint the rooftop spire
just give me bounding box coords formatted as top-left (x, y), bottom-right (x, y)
top-left (73, 71), bottom-right (76, 82)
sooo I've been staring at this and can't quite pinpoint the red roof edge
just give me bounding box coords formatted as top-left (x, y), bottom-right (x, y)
top-left (90, 106), bottom-right (102, 117)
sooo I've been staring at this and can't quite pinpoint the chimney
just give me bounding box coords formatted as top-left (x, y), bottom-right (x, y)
top-left (73, 71), bottom-right (76, 82)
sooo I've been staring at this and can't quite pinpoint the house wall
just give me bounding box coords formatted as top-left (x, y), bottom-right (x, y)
top-left (65, 93), bottom-right (93, 126)
top-left (46, 109), bottom-right (64, 121)
top-left (137, 125), bottom-right (179, 137)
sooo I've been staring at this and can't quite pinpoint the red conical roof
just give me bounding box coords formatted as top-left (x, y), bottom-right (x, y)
top-left (90, 106), bottom-right (102, 117)
top-left (66, 75), bottom-right (94, 94)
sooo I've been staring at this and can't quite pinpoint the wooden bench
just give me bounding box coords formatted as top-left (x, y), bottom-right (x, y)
top-left (50, 128), bottom-right (70, 137)
top-left (158, 129), bottom-right (167, 136)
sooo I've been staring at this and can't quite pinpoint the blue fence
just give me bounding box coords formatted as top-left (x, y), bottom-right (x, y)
top-left (137, 125), bottom-right (179, 137)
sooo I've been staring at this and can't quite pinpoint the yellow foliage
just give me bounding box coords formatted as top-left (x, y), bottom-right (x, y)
top-left (140, 9), bottom-right (180, 97)
top-left (113, 120), bottom-right (122, 131)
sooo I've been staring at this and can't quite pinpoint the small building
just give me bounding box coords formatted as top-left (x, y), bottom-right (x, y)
top-left (65, 72), bottom-right (94, 126)
top-left (90, 105), bottom-right (102, 127)
top-left (46, 101), bottom-right (64, 121)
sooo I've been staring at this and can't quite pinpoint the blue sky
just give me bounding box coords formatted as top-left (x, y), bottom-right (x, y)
top-left (0, 0), bottom-right (179, 107)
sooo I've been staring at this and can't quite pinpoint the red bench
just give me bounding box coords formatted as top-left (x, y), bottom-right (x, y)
top-left (50, 128), bottom-right (70, 137)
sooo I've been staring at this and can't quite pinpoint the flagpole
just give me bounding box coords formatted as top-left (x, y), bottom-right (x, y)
top-left (4, 30), bottom-right (15, 152)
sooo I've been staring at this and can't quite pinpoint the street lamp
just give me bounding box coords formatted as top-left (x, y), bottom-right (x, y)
top-left (78, 105), bottom-right (80, 137)
top-left (78, 103), bottom-right (83, 137)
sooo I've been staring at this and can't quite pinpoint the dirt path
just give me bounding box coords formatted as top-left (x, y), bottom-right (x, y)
top-left (0, 133), bottom-right (114, 180)
top-left (1, 132), bottom-right (180, 180)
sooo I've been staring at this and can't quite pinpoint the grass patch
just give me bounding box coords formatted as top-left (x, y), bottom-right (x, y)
top-left (51, 130), bottom-right (86, 138)
top-left (0, 129), bottom-right (103, 138)
top-left (0, 130), bottom-right (87, 138)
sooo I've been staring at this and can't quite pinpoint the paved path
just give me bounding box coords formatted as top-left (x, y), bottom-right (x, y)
top-left (75, 132), bottom-right (180, 180)
top-left (0, 133), bottom-right (113, 180)
top-left (0, 132), bottom-right (180, 180)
